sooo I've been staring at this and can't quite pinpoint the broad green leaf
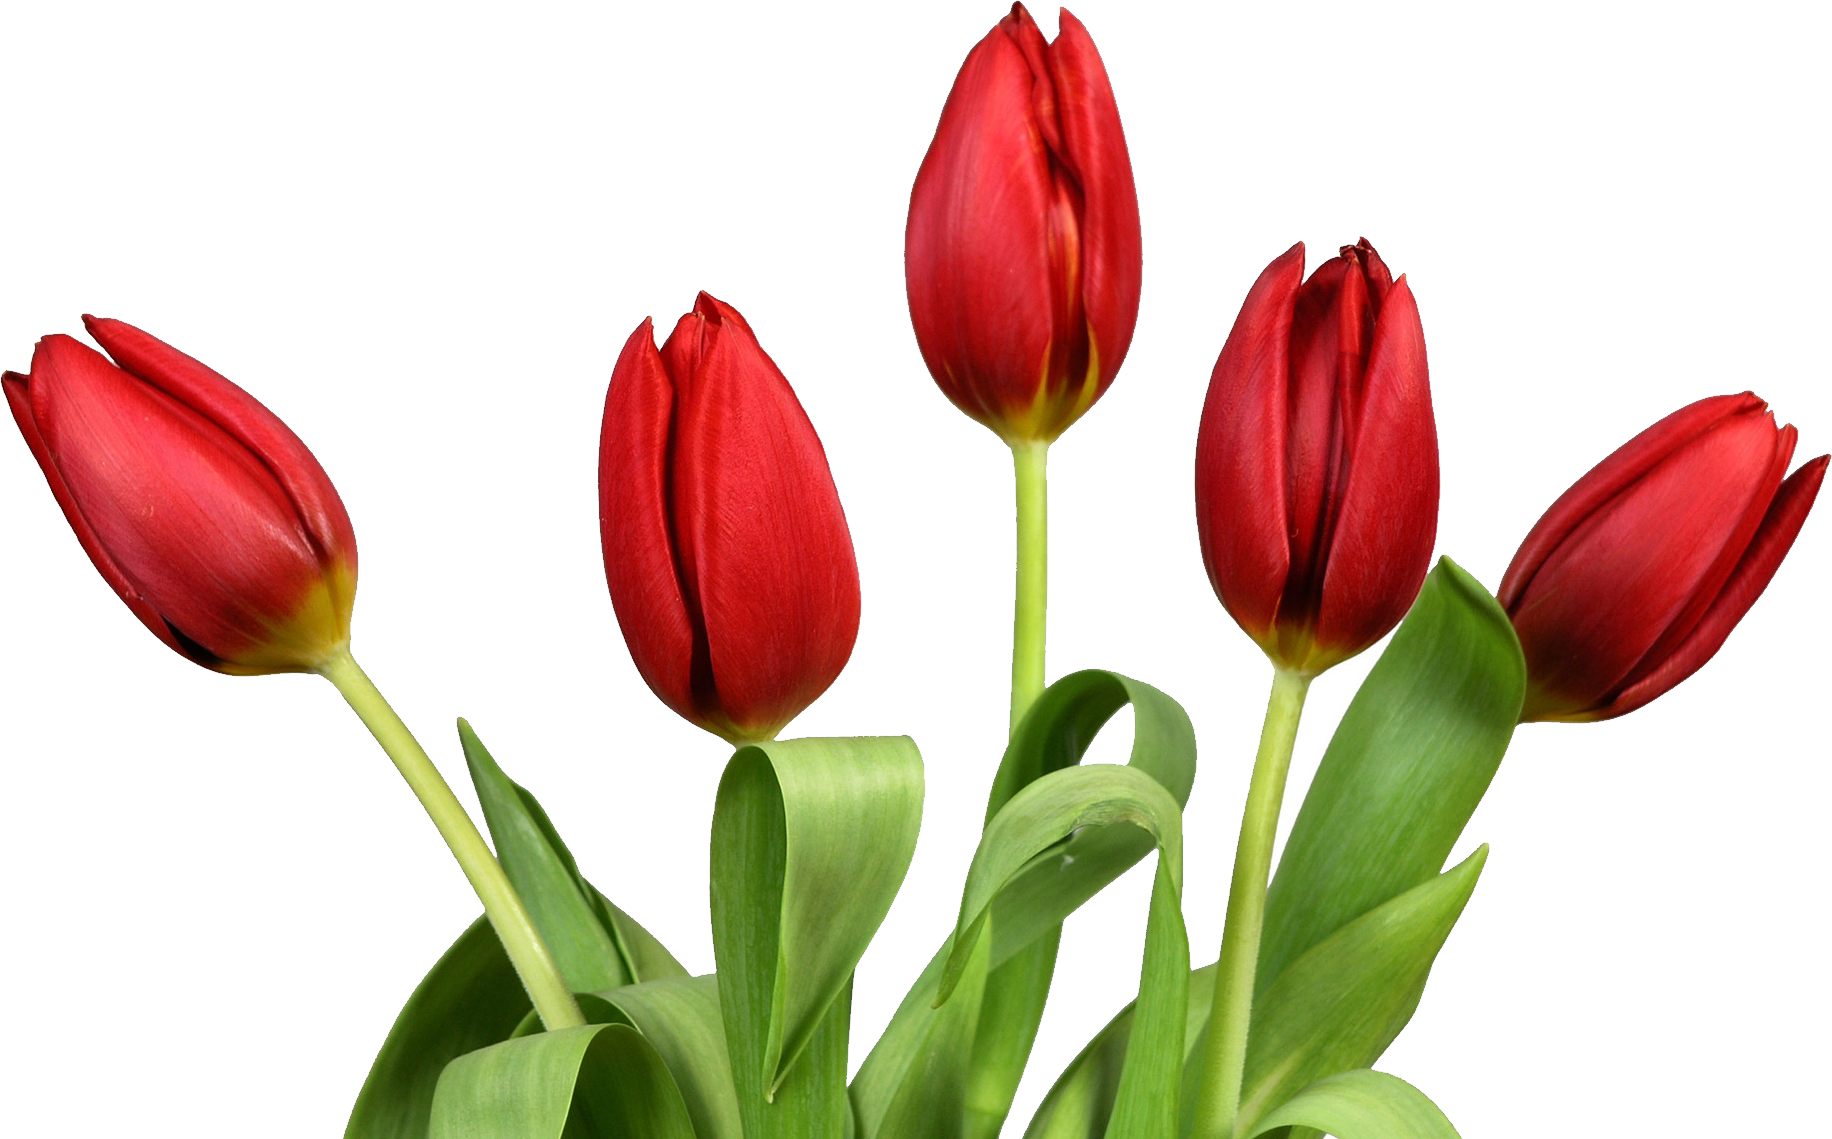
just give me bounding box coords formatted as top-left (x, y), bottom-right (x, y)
top-left (596, 975), bottom-right (742, 1139)
top-left (963, 930), bottom-right (1058, 1139)
top-left (1237, 848), bottom-right (1487, 1136)
top-left (346, 917), bottom-right (533, 1139)
top-left (1242, 1070), bottom-right (1459, 1139)
top-left (462, 720), bottom-right (688, 991)
top-left (986, 671), bottom-right (1197, 820)
top-left (854, 674), bottom-right (1197, 1139)
top-left (429, 1023), bottom-right (695, 1139)
top-left (1018, 965), bottom-right (1217, 1139)
top-left (1102, 859), bottom-right (1189, 1139)
top-left (872, 926), bottom-right (992, 1139)
top-left (945, 764), bottom-right (1188, 1139)
top-left (943, 765), bottom-right (1182, 1001)
top-left (1259, 558), bottom-right (1523, 995)
top-left (711, 737), bottom-right (923, 1139)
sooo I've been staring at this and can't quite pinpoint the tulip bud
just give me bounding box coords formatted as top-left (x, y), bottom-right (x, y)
top-left (599, 293), bottom-right (861, 744)
top-left (1499, 394), bottom-right (1826, 722)
top-left (1195, 241), bottom-right (1438, 676)
top-left (906, 3), bottom-right (1141, 444)
top-left (4, 318), bottom-right (357, 675)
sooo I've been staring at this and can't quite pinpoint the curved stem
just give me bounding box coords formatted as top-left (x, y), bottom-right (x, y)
top-left (318, 646), bottom-right (585, 1031)
top-left (1191, 667), bottom-right (1311, 1139)
top-left (1010, 440), bottom-right (1049, 734)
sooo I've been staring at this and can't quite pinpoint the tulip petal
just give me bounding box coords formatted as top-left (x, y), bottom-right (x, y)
top-left (1355, 240), bottom-right (1394, 305)
top-left (1314, 277), bottom-right (1438, 664)
top-left (672, 296), bottom-right (860, 740)
top-left (600, 318), bottom-right (701, 727)
top-left (1598, 452), bottom-right (1827, 719)
top-left (907, 19), bottom-right (1057, 434)
top-left (19, 334), bottom-right (327, 665)
top-left (1498, 393), bottom-right (1765, 610)
top-left (1510, 404), bottom-right (1785, 713)
top-left (1196, 243), bottom-right (1304, 649)
top-left (82, 316), bottom-right (357, 578)
top-left (1283, 254), bottom-right (1358, 610)
top-left (1051, 8), bottom-right (1142, 396)
top-left (4, 360), bottom-right (191, 661)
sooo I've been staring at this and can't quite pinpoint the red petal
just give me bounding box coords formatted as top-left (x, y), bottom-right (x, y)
top-left (670, 296), bottom-right (860, 739)
top-left (1600, 452), bottom-right (1826, 719)
top-left (1498, 392), bottom-right (1764, 610)
top-left (1050, 9), bottom-right (1141, 397)
top-left (599, 318), bottom-right (700, 726)
top-left (906, 16), bottom-right (1057, 434)
top-left (1352, 239), bottom-right (1393, 306)
top-left (1282, 253), bottom-right (1357, 610)
top-left (82, 316), bottom-right (356, 580)
top-left (1196, 243), bottom-right (1303, 649)
top-left (21, 333), bottom-right (326, 665)
top-left (1509, 403), bottom-right (1784, 711)
top-left (1314, 276), bottom-right (1438, 661)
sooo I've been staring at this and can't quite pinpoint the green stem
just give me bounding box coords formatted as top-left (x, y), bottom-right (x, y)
top-left (1191, 667), bottom-right (1311, 1139)
top-left (318, 646), bottom-right (585, 1031)
top-left (1010, 439), bottom-right (1049, 734)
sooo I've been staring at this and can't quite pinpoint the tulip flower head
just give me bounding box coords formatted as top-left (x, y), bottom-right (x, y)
top-left (599, 293), bottom-right (861, 745)
top-left (1499, 394), bottom-right (1826, 722)
top-left (1195, 240), bottom-right (1438, 676)
top-left (906, 3), bottom-right (1141, 444)
top-left (4, 318), bottom-right (357, 675)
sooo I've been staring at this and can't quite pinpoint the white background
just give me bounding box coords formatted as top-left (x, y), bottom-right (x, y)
top-left (2, 1), bottom-right (1827, 1134)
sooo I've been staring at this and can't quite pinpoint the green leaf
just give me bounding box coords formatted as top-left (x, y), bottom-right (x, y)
top-left (945, 764), bottom-right (1188, 1139)
top-left (346, 918), bottom-right (534, 1139)
top-left (963, 930), bottom-right (1058, 1139)
top-left (871, 926), bottom-right (992, 1139)
top-left (594, 975), bottom-right (743, 1139)
top-left (854, 673), bottom-right (1197, 1139)
top-left (461, 719), bottom-right (687, 989)
top-left (711, 737), bottom-right (923, 1139)
top-left (428, 1023), bottom-right (696, 1139)
top-left (943, 765), bottom-right (1182, 1002)
top-left (986, 671), bottom-right (1197, 820)
top-left (1238, 848), bottom-right (1487, 1136)
top-left (1259, 558), bottom-right (1523, 996)
top-left (1017, 965), bottom-right (1217, 1139)
top-left (1241, 1070), bottom-right (1460, 1139)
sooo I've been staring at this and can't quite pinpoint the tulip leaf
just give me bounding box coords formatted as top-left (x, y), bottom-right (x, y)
top-left (942, 765), bottom-right (1182, 1001)
top-left (1241, 1070), bottom-right (1460, 1139)
top-left (870, 927), bottom-right (993, 1139)
top-left (1020, 965), bottom-right (1218, 1139)
top-left (345, 917), bottom-right (533, 1139)
top-left (853, 673), bottom-right (1196, 1139)
top-left (428, 1023), bottom-right (696, 1139)
top-left (593, 975), bottom-right (743, 1139)
top-left (461, 719), bottom-right (688, 991)
top-left (1259, 557), bottom-right (1523, 995)
top-left (711, 737), bottom-right (923, 1139)
top-left (1236, 846), bottom-right (1487, 1136)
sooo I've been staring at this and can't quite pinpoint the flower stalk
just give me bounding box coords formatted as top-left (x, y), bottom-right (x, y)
top-left (1191, 667), bottom-right (1311, 1139)
top-left (1010, 440), bottom-right (1049, 732)
top-left (318, 647), bottom-right (585, 1031)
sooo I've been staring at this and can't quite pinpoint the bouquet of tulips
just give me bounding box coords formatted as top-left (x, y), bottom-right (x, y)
top-left (4, 6), bottom-right (1823, 1139)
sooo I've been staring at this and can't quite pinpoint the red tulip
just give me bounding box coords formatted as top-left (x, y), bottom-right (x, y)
top-left (4, 318), bottom-right (357, 674)
top-left (1195, 241), bottom-right (1438, 675)
top-left (906, 3), bottom-right (1141, 444)
top-left (599, 293), bottom-right (860, 744)
top-left (1499, 394), bottom-right (1826, 722)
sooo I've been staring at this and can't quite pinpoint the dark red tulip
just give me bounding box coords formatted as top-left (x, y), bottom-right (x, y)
top-left (1499, 394), bottom-right (1825, 722)
top-left (1195, 241), bottom-right (1438, 676)
top-left (4, 318), bottom-right (357, 674)
top-left (599, 293), bottom-right (860, 744)
top-left (906, 3), bottom-right (1141, 443)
